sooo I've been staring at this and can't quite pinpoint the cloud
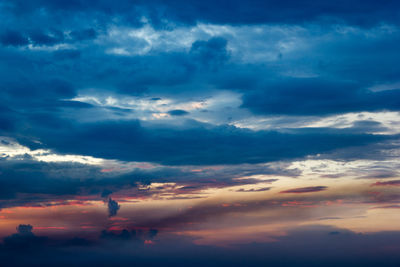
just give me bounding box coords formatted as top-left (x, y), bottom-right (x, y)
top-left (3, 0), bottom-right (400, 28)
top-left (16, 224), bottom-right (34, 236)
top-left (168, 109), bottom-right (189, 116)
top-left (371, 180), bottom-right (400, 186)
top-left (280, 186), bottom-right (328, 194)
top-left (0, 151), bottom-right (295, 209)
top-left (0, 159), bottom-right (147, 207)
top-left (18, 118), bottom-right (389, 165)
top-left (371, 205), bottom-right (400, 209)
top-left (3, 224), bottom-right (47, 250)
top-left (100, 229), bottom-right (133, 241)
top-left (107, 198), bottom-right (120, 217)
top-left (101, 189), bottom-right (113, 198)
top-left (2, 224), bottom-right (400, 266)
top-left (0, 28), bottom-right (95, 48)
top-left (29, 29), bottom-right (64, 46)
top-left (242, 78), bottom-right (400, 116)
top-left (236, 187), bottom-right (271, 192)
top-left (69, 28), bottom-right (97, 41)
top-left (190, 37), bottom-right (229, 69)
top-left (100, 228), bottom-right (158, 241)
top-left (0, 30), bottom-right (29, 46)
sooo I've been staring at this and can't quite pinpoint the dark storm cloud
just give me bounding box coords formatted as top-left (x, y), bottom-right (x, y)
top-left (242, 78), bottom-right (400, 115)
top-left (3, 0), bottom-right (400, 28)
top-left (20, 119), bottom-right (390, 165)
top-left (280, 186), bottom-right (328, 194)
top-left (156, 0), bottom-right (400, 27)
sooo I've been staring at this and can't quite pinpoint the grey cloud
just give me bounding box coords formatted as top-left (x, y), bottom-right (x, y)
top-left (107, 198), bottom-right (120, 217)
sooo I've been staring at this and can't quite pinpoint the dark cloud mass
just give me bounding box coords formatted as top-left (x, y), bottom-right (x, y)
top-left (242, 79), bottom-right (400, 115)
top-left (0, 30), bottom-right (29, 46)
top-left (3, 0), bottom-right (400, 27)
top-left (23, 120), bottom-right (389, 165)
top-left (16, 225), bottom-right (34, 236)
top-left (2, 225), bottom-right (400, 266)
top-left (107, 198), bottom-right (120, 217)
top-left (3, 224), bottom-right (48, 250)
top-left (167, 109), bottom-right (189, 116)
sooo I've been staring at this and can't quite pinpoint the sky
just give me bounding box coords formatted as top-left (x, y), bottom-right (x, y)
top-left (1, 0), bottom-right (400, 266)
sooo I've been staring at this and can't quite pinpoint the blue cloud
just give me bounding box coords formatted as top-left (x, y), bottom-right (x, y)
top-left (4, 0), bottom-right (400, 28)
top-left (242, 78), bottom-right (400, 115)
top-left (13, 118), bottom-right (388, 165)
top-left (0, 30), bottom-right (29, 46)
top-left (168, 109), bottom-right (189, 116)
